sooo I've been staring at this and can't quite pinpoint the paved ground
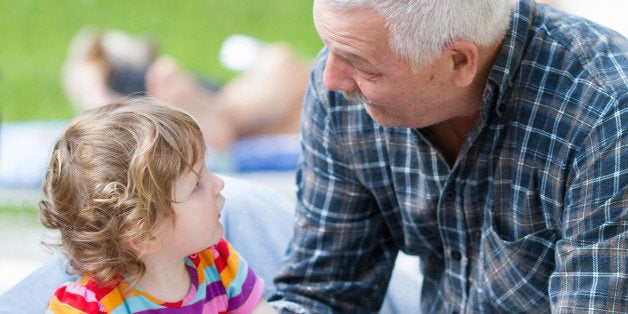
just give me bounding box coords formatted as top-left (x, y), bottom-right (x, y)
top-left (0, 213), bottom-right (56, 295)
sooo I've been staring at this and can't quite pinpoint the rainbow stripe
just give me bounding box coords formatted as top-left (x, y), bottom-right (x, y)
top-left (46, 238), bottom-right (264, 313)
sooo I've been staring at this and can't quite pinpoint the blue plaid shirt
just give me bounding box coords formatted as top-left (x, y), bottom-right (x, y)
top-left (272, 0), bottom-right (628, 312)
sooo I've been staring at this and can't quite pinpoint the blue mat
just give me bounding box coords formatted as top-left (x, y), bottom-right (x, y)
top-left (0, 120), bottom-right (300, 189)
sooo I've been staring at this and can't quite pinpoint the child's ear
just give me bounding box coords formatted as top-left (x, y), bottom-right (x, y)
top-left (128, 236), bottom-right (162, 255)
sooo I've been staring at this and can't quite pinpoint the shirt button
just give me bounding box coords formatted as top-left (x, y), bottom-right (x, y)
top-left (451, 249), bottom-right (462, 261)
top-left (445, 190), bottom-right (455, 200)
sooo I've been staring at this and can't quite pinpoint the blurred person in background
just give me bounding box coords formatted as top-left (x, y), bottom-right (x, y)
top-left (61, 28), bottom-right (311, 151)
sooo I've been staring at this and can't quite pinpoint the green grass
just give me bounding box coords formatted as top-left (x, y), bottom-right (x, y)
top-left (0, 0), bottom-right (322, 122)
top-left (0, 205), bottom-right (39, 225)
top-left (0, 1), bottom-right (322, 215)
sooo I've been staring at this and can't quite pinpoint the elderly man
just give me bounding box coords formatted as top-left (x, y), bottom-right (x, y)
top-left (269, 0), bottom-right (627, 313)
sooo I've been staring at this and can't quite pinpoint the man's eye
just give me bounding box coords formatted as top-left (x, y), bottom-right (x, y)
top-left (355, 68), bottom-right (378, 79)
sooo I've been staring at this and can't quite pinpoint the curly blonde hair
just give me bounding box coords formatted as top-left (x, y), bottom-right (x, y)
top-left (39, 97), bottom-right (206, 289)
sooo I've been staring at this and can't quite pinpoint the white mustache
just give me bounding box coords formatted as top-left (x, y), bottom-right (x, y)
top-left (341, 90), bottom-right (373, 104)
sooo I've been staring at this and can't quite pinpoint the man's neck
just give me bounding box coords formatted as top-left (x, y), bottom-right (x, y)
top-left (428, 41), bottom-right (503, 166)
top-left (428, 115), bottom-right (478, 166)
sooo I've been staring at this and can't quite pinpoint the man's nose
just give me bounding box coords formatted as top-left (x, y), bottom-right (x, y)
top-left (322, 53), bottom-right (358, 92)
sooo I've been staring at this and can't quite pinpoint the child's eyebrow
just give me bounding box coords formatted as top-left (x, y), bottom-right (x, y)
top-left (188, 162), bottom-right (204, 181)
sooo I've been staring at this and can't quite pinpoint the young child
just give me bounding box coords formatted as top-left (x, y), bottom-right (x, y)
top-left (40, 97), bottom-right (276, 313)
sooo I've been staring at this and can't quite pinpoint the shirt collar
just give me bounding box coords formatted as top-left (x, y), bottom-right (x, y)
top-left (484, 0), bottom-right (537, 117)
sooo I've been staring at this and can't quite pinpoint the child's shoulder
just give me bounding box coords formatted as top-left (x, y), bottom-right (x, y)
top-left (47, 278), bottom-right (114, 313)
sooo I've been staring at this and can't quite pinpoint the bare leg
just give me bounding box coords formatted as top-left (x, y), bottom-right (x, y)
top-left (145, 44), bottom-right (310, 148)
top-left (214, 43), bottom-right (310, 138)
top-left (63, 28), bottom-right (311, 151)
top-left (61, 28), bottom-right (124, 112)
top-left (61, 28), bottom-right (156, 112)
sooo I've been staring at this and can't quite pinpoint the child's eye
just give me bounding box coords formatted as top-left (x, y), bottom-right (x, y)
top-left (194, 181), bottom-right (201, 190)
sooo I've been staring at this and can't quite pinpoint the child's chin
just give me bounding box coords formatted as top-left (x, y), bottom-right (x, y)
top-left (209, 224), bottom-right (224, 244)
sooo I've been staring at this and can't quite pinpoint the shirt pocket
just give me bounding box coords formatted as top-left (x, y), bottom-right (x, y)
top-left (478, 225), bottom-right (558, 312)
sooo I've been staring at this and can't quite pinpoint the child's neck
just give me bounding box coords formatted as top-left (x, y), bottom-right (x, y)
top-left (138, 257), bottom-right (191, 303)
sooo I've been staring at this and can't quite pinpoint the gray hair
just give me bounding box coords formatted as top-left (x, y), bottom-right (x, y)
top-left (317, 0), bottom-right (512, 71)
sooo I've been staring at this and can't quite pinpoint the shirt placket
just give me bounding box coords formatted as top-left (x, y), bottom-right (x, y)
top-left (438, 181), bottom-right (470, 313)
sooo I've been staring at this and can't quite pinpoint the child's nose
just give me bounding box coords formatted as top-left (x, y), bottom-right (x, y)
top-left (212, 173), bottom-right (225, 193)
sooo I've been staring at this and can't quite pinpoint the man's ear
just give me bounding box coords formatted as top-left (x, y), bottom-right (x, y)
top-left (446, 40), bottom-right (478, 87)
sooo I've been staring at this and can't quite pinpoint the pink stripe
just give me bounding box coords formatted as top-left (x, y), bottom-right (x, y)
top-left (227, 279), bottom-right (265, 314)
top-left (64, 284), bottom-right (99, 303)
top-left (64, 283), bottom-right (106, 312)
top-left (182, 284), bottom-right (197, 305)
top-left (201, 295), bottom-right (229, 313)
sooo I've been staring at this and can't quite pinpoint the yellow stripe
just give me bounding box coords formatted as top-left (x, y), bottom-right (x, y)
top-left (78, 277), bottom-right (91, 285)
top-left (47, 295), bottom-right (88, 314)
top-left (100, 282), bottom-right (142, 309)
top-left (195, 250), bottom-right (213, 284)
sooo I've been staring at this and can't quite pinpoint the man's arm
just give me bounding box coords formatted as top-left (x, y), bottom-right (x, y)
top-left (550, 95), bottom-right (628, 312)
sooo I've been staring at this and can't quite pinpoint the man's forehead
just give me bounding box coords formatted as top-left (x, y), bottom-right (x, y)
top-left (314, 3), bottom-right (387, 47)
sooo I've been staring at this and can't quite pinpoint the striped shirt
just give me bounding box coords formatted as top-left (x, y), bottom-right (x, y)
top-left (46, 238), bottom-right (263, 313)
top-left (272, 0), bottom-right (628, 312)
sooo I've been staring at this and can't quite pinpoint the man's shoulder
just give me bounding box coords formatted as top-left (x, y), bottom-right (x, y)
top-left (531, 5), bottom-right (628, 90)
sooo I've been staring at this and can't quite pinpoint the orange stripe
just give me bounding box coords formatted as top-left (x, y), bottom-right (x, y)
top-left (220, 241), bottom-right (241, 287)
top-left (47, 295), bottom-right (90, 314)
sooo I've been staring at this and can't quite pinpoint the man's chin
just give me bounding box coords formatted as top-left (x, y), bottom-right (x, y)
top-left (364, 104), bottom-right (398, 127)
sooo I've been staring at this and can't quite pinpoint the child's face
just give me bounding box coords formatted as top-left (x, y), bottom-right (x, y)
top-left (160, 161), bottom-right (225, 257)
